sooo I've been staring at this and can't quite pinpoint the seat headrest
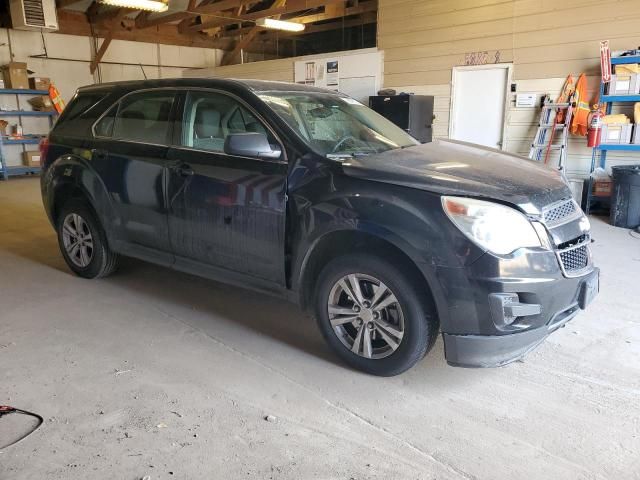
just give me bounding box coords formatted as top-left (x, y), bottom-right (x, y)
top-left (195, 108), bottom-right (220, 138)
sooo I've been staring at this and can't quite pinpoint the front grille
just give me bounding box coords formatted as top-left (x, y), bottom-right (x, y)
top-left (543, 199), bottom-right (577, 225)
top-left (559, 244), bottom-right (589, 273)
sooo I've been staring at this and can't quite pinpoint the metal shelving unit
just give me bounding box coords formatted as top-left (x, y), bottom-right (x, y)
top-left (586, 55), bottom-right (640, 213)
top-left (0, 88), bottom-right (56, 180)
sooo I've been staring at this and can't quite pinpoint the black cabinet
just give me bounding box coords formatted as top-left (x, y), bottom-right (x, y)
top-left (369, 94), bottom-right (434, 143)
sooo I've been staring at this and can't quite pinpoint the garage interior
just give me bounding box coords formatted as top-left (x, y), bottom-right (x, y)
top-left (1, 1), bottom-right (640, 479)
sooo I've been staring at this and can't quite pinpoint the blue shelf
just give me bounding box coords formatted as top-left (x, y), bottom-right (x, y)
top-left (0, 110), bottom-right (56, 117)
top-left (611, 55), bottom-right (640, 65)
top-left (1, 136), bottom-right (43, 145)
top-left (0, 89), bottom-right (49, 95)
top-left (0, 165), bottom-right (41, 177)
top-left (601, 94), bottom-right (640, 102)
top-left (596, 144), bottom-right (640, 151)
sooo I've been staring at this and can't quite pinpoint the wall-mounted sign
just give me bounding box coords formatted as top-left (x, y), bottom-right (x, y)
top-left (516, 93), bottom-right (537, 108)
top-left (326, 60), bottom-right (339, 86)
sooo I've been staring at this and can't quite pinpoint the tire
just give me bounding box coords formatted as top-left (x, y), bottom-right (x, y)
top-left (56, 198), bottom-right (119, 279)
top-left (314, 253), bottom-right (438, 376)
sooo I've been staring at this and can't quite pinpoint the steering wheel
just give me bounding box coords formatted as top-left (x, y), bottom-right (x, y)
top-left (331, 135), bottom-right (360, 154)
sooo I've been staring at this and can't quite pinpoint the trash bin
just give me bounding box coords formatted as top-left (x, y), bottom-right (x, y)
top-left (610, 165), bottom-right (640, 228)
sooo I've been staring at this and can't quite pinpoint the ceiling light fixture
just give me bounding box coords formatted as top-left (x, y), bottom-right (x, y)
top-left (98, 0), bottom-right (169, 12)
top-left (256, 18), bottom-right (305, 32)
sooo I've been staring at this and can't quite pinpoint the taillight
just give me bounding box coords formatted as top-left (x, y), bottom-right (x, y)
top-left (39, 136), bottom-right (50, 168)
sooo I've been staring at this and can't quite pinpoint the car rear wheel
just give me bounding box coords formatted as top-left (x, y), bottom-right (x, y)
top-left (314, 253), bottom-right (438, 376)
top-left (56, 199), bottom-right (118, 279)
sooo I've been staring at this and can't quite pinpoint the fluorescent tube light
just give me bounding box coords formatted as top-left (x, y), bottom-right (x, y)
top-left (98, 0), bottom-right (169, 12)
top-left (256, 18), bottom-right (305, 32)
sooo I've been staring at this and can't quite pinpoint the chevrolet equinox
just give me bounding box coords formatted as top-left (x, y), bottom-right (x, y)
top-left (40, 79), bottom-right (599, 376)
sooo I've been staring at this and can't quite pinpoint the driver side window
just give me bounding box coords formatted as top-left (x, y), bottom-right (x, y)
top-left (182, 91), bottom-right (274, 154)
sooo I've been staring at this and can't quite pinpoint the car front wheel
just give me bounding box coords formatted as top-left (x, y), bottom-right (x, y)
top-left (314, 253), bottom-right (438, 376)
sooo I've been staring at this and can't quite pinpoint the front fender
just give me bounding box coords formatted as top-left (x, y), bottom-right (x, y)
top-left (288, 175), bottom-right (485, 331)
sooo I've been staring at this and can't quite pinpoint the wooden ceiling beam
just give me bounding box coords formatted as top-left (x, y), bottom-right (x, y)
top-left (57, 9), bottom-right (234, 50)
top-left (217, 1), bottom-right (376, 39)
top-left (291, 0), bottom-right (375, 24)
top-left (87, 4), bottom-right (129, 25)
top-left (221, 0), bottom-right (288, 66)
top-left (135, 10), bottom-right (193, 29)
top-left (223, 11), bottom-right (376, 40)
top-left (56, 0), bottom-right (87, 8)
top-left (184, 0), bottom-right (346, 33)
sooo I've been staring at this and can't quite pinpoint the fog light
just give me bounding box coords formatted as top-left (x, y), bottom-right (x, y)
top-left (489, 293), bottom-right (541, 328)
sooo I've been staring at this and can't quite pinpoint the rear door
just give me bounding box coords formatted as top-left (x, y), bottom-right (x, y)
top-left (166, 89), bottom-right (287, 284)
top-left (92, 89), bottom-right (177, 263)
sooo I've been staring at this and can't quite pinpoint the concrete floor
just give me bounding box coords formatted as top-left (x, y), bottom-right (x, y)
top-left (0, 177), bottom-right (639, 480)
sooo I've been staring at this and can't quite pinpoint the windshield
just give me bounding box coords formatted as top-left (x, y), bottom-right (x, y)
top-left (257, 91), bottom-right (419, 158)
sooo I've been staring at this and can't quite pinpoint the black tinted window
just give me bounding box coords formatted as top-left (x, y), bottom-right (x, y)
top-left (111, 91), bottom-right (175, 144)
top-left (61, 93), bottom-right (105, 122)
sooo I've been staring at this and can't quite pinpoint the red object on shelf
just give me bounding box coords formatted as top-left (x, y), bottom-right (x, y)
top-left (587, 106), bottom-right (605, 148)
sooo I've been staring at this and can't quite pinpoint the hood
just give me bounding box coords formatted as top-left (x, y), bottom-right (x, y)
top-left (341, 139), bottom-right (572, 214)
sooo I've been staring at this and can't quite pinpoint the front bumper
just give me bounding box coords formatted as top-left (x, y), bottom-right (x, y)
top-left (443, 267), bottom-right (599, 367)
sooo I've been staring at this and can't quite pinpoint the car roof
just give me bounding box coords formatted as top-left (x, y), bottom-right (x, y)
top-left (78, 77), bottom-right (339, 95)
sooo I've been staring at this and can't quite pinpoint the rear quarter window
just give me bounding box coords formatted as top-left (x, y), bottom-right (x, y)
top-left (53, 92), bottom-right (108, 137)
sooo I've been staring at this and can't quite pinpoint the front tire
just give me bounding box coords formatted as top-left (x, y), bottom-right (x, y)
top-left (56, 199), bottom-right (119, 279)
top-left (314, 253), bottom-right (438, 376)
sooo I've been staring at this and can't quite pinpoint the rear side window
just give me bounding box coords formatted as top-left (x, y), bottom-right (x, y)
top-left (53, 92), bottom-right (107, 136)
top-left (95, 91), bottom-right (176, 144)
top-left (60, 93), bottom-right (106, 122)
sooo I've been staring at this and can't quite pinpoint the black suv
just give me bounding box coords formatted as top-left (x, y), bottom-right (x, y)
top-left (40, 79), bottom-right (599, 376)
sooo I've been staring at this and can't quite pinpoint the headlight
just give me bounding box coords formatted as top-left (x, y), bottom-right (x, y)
top-left (442, 196), bottom-right (543, 255)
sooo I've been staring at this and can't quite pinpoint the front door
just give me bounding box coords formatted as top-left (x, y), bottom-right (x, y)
top-left (92, 90), bottom-right (178, 263)
top-left (166, 90), bottom-right (287, 284)
top-left (450, 64), bottom-right (511, 149)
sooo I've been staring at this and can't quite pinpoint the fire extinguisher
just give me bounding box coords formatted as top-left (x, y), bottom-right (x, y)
top-left (587, 104), bottom-right (604, 147)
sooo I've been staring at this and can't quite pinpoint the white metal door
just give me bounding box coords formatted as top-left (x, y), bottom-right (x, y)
top-left (450, 65), bottom-right (511, 149)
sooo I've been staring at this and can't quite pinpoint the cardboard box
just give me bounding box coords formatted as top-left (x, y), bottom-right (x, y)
top-left (1, 62), bottom-right (29, 89)
top-left (593, 179), bottom-right (612, 197)
top-left (28, 77), bottom-right (51, 91)
top-left (23, 151), bottom-right (41, 167)
top-left (0, 120), bottom-right (7, 137)
top-left (28, 95), bottom-right (54, 112)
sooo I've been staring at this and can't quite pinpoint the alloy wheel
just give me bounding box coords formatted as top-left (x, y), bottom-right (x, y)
top-left (62, 213), bottom-right (94, 268)
top-left (327, 273), bottom-right (405, 359)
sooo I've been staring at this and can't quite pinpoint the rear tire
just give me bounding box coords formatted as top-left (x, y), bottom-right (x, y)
top-left (56, 199), bottom-right (119, 279)
top-left (314, 253), bottom-right (438, 376)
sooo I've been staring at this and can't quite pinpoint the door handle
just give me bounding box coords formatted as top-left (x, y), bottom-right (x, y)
top-left (173, 163), bottom-right (194, 177)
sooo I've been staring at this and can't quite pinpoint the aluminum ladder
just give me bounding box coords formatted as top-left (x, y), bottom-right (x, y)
top-left (528, 94), bottom-right (574, 172)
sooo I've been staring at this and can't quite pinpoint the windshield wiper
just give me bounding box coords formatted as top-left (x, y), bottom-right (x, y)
top-left (326, 152), bottom-right (371, 160)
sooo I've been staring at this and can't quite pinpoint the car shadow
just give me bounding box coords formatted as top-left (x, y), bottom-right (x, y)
top-left (108, 257), bottom-right (342, 367)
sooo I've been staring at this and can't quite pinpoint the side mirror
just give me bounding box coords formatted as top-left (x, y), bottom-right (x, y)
top-left (224, 132), bottom-right (282, 160)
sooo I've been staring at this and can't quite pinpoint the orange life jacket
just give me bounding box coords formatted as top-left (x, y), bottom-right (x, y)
top-left (571, 73), bottom-right (590, 136)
